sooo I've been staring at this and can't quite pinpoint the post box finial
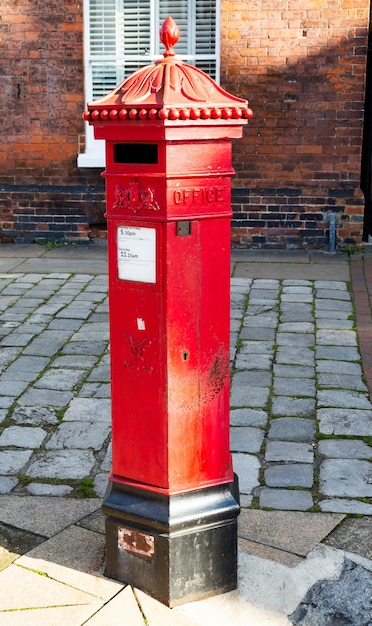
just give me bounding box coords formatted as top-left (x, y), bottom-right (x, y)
top-left (160, 17), bottom-right (180, 57)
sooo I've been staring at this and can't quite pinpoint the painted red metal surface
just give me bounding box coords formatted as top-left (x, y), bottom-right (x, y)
top-left (86, 17), bottom-right (253, 495)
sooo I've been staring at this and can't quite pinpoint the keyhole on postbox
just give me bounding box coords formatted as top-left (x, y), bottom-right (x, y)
top-left (182, 350), bottom-right (189, 362)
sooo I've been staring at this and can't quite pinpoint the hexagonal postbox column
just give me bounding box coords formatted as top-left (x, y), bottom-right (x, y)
top-left (84, 17), bottom-right (253, 607)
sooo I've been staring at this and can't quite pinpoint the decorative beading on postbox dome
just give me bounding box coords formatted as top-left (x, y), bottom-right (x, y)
top-left (84, 16), bottom-right (253, 124)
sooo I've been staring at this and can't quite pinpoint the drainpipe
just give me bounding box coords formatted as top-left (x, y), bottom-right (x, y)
top-left (328, 212), bottom-right (336, 253)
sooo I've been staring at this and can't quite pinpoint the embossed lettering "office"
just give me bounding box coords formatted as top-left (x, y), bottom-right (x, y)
top-left (174, 187), bottom-right (225, 205)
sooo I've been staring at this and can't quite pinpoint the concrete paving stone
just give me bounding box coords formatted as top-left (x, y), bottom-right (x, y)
top-left (231, 370), bottom-right (272, 387)
top-left (0, 477), bottom-right (18, 494)
top-left (86, 364), bottom-right (111, 382)
top-left (0, 564), bottom-right (103, 614)
top-left (22, 337), bottom-right (66, 357)
top-left (252, 279), bottom-right (280, 287)
top-left (282, 286), bottom-right (313, 294)
top-left (276, 333), bottom-right (314, 347)
top-left (12, 321), bottom-right (45, 333)
top-left (47, 317), bottom-right (83, 331)
top-left (278, 322), bottom-right (314, 333)
top-left (76, 509), bottom-right (105, 535)
top-left (23, 314), bottom-right (53, 325)
top-left (230, 408), bottom-right (268, 427)
top-left (0, 495), bottom-right (101, 537)
top-left (316, 329), bottom-right (357, 346)
top-left (323, 517), bottom-right (372, 559)
top-left (0, 334), bottom-right (35, 347)
top-left (100, 441), bottom-right (112, 472)
top-left (10, 298), bottom-right (44, 309)
top-left (1, 312), bottom-right (30, 323)
top-left (320, 458), bottom-right (372, 497)
top-left (0, 450), bottom-right (33, 474)
top-left (0, 347), bottom-right (22, 369)
top-left (38, 329), bottom-right (72, 341)
top-left (320, 498), bottom-right (372, 514)
top-left (238, 536), bottom-right (303, 568)
top-left (318, 408), bottom-right (372, 436)
top-left (0, 397), bottom-right (13, 409)
top-left (89, 312), bottom-right (109, 323)
top-left (0, 380), bottom-right (30, 396)
top-left (231, 277), bottom-right (252, 288)
top-left (265, 441), bottom-right (314, 463)
top-left (64, 397), bottom-right (111, 422)
top-left (230, 291), bottom-right (247, 307)
top-left (78, 383), bottom-right (111, 398)
top-left (317, 373), bottom-right (367, 391)
top-left (271, 396), bottom-right (316, 417)
top-left (268, 418), bottom-right (316, 442)
top-left (315, 308), bottom-right (351, 320)
top-left (318, 439), bottom-right (372, 459)
top-left (315, 345), bottom-right (360, 361)
top-left (317, 389), bottom-right (372, 409)
top-left (282, 279), bottom-right (313, 286)
top-left (273, 377), bottom-right (316, 397)
top-left (135, 588), bottom-right (200, 626)
top-left (235, 353), bottom-right (273, 370)
top-left (265, 464), bottom-right (313, 488)
top-left (56, 306), bottom-right (93, 319)
top-left (61, 340), bottom-right (108, 355)
top-left (34, 303), bottom-right (63, 315)
top-left (46, 421), bottom-right (111, 450)
top-left (71, 330), bottom-right (110, 342)
top-left (315, 299), bottom-right (352, 312)
top-left (27, 449), bottom-right (96, 480)
top-left (13, 274), bottom-right (44, 282)
top-left (238, 340), bottom-right (274, 355)
top-left (243, 315), bottom-right (278, 328)
top-left (273, 364), bottom-right (315, 378)
top-left (12, 405), bottom-right (58, 426)
top-left (94, 473), bottom-right (109, 497)
top-left (281, 293), bottom-right (313, 303)
top-left (85, 587), bottom-right (147, 625)
top-left (0, 426), bottom-right (46, 448)
top-left (232, 453), bottom-right (260, 494)
top-left (26, 483), bottom-right (74, 496)
top-left (316, 318), bottom-right (354, 330)
top-left (239, 326), bottom-right (276, 340)
top-left (316, 359), bottom-right (363, 376)
top-left (316, 289), bottom-right (350, 301)
top-left (230, 427), bottom-right (264, 453)
top-left (34, 368), bottom-right (87, 391)
top-left (51, 354), bottom-right (98, 369)
top-left (0, 409), bottom-right (7, 423)
top-left (230, 385), bottom-right (270, 408)
top-left (18, 388), bottom-right (73, 408)
top-left (231, 318), bottom-right (241, 332)
top-left (314, 280), bottom-right (348, 290)
top-left (232, 311), bottom-right (248, 323)
top-left (244, 304), bottom-right (278, 317)
top-left (259, 488), bottom-right (313, 511)
top-left (275, 347), bottom-right (315, 366)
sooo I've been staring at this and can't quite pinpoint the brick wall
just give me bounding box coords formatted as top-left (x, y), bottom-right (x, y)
top-left (1, 1), bottom-right (370, 248)
top-left (0, 0), bottom-right (106, 243)
top-left (221, 0), bottom-right (370, 248)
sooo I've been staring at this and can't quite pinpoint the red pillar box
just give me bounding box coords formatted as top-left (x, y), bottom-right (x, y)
top-left (84, 17), bottom-right (252, 607)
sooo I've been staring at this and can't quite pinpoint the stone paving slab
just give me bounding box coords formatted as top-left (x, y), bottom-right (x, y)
top-left (1, 264), bottom-right (371, 518)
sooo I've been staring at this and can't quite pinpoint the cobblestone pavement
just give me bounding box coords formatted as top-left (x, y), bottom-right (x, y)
top-left (1, 264), bottom-right (371, 514)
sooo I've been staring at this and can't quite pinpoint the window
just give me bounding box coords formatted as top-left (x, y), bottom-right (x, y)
top-left (78, 1), bottom-right (220, 167)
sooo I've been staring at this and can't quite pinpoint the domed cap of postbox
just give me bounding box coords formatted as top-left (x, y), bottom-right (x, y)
top-left (84, 16), bottom-right (253, 124)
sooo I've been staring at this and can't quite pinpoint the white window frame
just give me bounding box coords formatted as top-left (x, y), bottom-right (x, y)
top-left (78, 0), bottom-right (221, 168)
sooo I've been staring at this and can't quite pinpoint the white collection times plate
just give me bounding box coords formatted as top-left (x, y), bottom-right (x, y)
top-left (117, 226), bottom-right (156, 284)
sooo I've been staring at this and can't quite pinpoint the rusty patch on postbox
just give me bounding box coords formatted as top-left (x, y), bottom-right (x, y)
top-left (118, 527), bottom-right (155, 559)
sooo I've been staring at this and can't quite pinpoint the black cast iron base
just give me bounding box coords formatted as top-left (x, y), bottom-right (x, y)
top-left (102, 476), bottom-right (240, 607)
